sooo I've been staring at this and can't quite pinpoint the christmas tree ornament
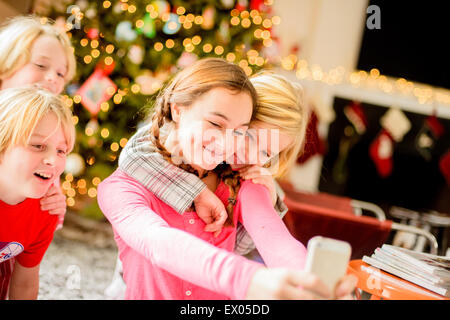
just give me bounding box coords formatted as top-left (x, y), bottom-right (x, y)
top-left (87, 28), bottom-right (99, 40)
top-left (75, 0), bottom-right (88, 10)
top-left (127, 45), bottom-right (144, 64)
top-left (95, 58), bottom-right (116, 76)
top-left (112, 2), bottom-right (122, 14)
top-left (250, 0), bottom-right (264, 11)
top-left (218, 19), bottom-right (231, 44)
top-left (221, 0), bottom-right (235, 9)
top-left (116, 48), bottom-right (126, 58)
top-left (115, 21), bottom-right (137, 42)
top-left (76, 69), bottom-right (117, 116)
top-left (415, 114), bottom-right (444, 161)
top-left (65, 153), bottom-right (85, 177)
top-left (235, 0), bottom-right (248, 11)
top-left (86, 118), bottom-right (99, 134)
top-left (369, 108), bottom-right (411, 178)
top-left (152, 0), bottom-right (170, 17)
top-left (85, 8), bottom-right (97, 19)
top-left (163, 13), bottom-right (181, 35)
top-left (66, 83), bottom-right (80, 96)
top-left (87, 137), bottom-right (98, 148)
top-left (202, 6), bottom-right (216, 30)
top-left (136, 13), bottom-right (156, 38)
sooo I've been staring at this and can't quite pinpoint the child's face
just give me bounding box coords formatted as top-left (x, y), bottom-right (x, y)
top-left (0, 35), bottom-right (67, 94)
top-left (229, 121), bottom-right (294, 170)
top-left (173, 87), bottom-right (253, 171)
top-left (0, 112), bottom-right (68, 204)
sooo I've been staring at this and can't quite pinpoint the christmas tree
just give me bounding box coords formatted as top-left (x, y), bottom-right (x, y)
top-left (36, 0), bottom-right (280, 219)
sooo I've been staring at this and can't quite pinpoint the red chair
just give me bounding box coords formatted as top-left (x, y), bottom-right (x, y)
top-left (280, 182), bottom-right (438, 259)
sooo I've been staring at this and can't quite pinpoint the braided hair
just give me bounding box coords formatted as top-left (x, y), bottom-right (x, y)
top-left (148, 58), bottom-right (258, 225)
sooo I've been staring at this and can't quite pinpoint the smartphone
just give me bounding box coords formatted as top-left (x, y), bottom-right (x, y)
top-left (305, 236), bottom-right (352, 297)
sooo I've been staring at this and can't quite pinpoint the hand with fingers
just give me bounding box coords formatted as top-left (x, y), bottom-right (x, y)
top-left (246, 268), bottom-right (358, 300)
top-left (193, 187), bottom-right (228, 237)
top-left (238, 165), bottom-right (277, 206)
top-left (333, 274), bottom-right (358, 300)
top-left (40, 184), bottom-right (66, 230)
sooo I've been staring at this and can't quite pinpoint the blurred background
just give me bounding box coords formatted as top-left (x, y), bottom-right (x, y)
top-left (1, 0), bottom-right (449, 258)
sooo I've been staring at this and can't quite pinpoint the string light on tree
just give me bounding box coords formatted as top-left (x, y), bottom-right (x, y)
top-left (42, 0), bottom-right (276, 219)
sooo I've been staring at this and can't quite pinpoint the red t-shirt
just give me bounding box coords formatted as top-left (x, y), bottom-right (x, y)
top-left (0, 198), bottom-right (58, 299)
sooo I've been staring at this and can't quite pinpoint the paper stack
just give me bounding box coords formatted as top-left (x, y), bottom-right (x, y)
top-left (363, 244), bottom-right (450, 297)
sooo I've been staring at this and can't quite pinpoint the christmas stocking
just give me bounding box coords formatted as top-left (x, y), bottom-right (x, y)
top-left (439, 149), bottom-right (450, 185)
top-left (332, 101), bottom-right (367, 184)
top-left (369, 128), bottom-right (395, 178)
top-left (343, 101), bottom-right (368, 135)
top-left (415, 114), bottom-right (445, 161)
top-left (369, 108), bottom-right (411, 178)
top-left (297, 110), bottom-right (325, 164)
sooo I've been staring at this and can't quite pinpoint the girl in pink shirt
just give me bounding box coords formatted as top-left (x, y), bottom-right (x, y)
top-left (98, 58), bottom-right (356, 300)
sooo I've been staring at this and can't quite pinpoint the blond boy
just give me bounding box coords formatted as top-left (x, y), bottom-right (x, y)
top-left (0, 87), bottom-right (75, 299)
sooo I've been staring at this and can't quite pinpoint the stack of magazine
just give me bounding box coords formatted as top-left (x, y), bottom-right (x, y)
top-left (362, 244), bottom-right (450, 297)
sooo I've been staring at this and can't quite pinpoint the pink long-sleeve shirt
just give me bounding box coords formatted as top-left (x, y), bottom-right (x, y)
top-left (97, 169), bottom-right (306, 300)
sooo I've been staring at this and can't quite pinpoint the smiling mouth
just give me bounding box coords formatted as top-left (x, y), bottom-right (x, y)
top-left (34, 172), bottom-right (53, 181)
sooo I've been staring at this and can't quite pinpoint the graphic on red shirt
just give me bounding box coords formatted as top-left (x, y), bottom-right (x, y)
top-left (0, 242), bottom-right (24, 263)
top-left (0, 198), bottom-right (57, 268)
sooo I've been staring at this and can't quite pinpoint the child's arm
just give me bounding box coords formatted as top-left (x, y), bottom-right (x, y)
top-left (8, 261), bottom-right (40, 300)
top-left (239, 183), bottom-right (358, 299)
top-left (97, 169), bottom-right (261, 299)
top-left (119, 124), bottom-right (227, 233)
top-left (119, 124), bottom-right (206, 213)
top-left (234, 166), bottom-right (288, 255)
top-left (238, 165), bottom-right (278, 205)
top-left (238, 180), bottom-right (307, 270)
top-left (238, 165), bottom-right (288, 213)
top-left (97, 170), bottom-right (335, 300)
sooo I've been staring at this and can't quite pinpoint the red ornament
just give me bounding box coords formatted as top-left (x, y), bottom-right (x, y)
top-left (76, 69), bottom-right (117, 116)
top-left (250, 0), bottom-right (264, 11)
top-left (87, 28), bottom-right (99, 40)
top-left (235, 0), bottom-right (248, 11)
top-left (95, 59), bottom-right (116, 76)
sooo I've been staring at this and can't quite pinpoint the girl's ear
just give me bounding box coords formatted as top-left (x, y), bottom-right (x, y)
top-left (170, 103), bottom-right (184, 123)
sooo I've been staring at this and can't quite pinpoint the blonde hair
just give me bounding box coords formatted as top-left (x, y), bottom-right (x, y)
top-left (0, 86), bottom-right (75, 155)
top-left (250, 73), bottom-right (310, 178)
top-left (0, 15), bottom-right (76, 86)
top-left (150, 58), bottom-right (258, 225)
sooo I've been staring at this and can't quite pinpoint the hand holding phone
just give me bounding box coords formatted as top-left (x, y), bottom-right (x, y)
top-left (305, 236), bottom-right (352, 298)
